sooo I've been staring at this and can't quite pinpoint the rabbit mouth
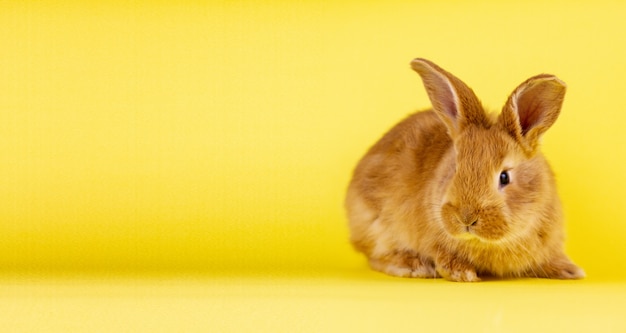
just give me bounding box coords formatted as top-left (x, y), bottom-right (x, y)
top-left (456, 231), bottom-right (478, 241)
top-left (456, 226), bottom-right (487, 241)
top-left (441, 202), bottom-right (510, 242)
top-left (454, 226), bottom-right (502, 243)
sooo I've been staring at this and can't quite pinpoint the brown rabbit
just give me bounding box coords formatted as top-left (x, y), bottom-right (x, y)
top-left (345, 58), bottom-right (584, 282)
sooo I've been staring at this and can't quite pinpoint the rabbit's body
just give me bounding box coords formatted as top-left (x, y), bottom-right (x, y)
top-left (345, 59), bottom-right (584, 282)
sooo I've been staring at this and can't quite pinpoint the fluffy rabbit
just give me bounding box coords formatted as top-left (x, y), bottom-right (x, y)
top-left (345, 58), bottom-right (584, 282)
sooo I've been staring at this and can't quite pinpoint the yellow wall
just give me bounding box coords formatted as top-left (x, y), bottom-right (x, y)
top-left (0, 1), bottom-right (624, 279)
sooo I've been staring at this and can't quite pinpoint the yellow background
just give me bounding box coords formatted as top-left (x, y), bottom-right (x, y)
top-left (1, 1), bottom-right (626, 331)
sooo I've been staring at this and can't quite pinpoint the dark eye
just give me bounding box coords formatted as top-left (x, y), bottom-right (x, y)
top-left (499, 171), bottom-right (510, 187)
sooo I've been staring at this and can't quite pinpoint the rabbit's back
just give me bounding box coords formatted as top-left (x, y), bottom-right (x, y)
top-left (345, 110), bottom-right (453, 256)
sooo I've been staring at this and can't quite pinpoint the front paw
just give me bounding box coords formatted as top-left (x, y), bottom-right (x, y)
top-left (438, 267), bottom-right (481, 282)
top-left (369, 252), bottom-right (439, 278)
top-left (436, 256), bottom-right (481, 282)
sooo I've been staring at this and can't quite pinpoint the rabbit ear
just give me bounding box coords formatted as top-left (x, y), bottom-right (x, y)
top-left (411, 58), bottom-right (488, 136)
top-left (498, 74), bottom-right (566, 154)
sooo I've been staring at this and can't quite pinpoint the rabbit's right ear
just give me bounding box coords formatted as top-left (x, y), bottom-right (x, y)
top-left (411, 58), bottom-right (488, 137)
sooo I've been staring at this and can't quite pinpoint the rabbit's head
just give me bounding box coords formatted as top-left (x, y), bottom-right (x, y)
top-left (411, 59), bottom-right (566, 244)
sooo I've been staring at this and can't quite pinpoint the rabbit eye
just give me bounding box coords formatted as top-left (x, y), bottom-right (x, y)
top-left (499, 171), bottom-right (510, 187)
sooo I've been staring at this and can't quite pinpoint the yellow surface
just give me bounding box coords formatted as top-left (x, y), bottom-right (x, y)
top-left (1, 1), bottom-right (626, 331)
top-left (1, 274), bottom-right (626, 332)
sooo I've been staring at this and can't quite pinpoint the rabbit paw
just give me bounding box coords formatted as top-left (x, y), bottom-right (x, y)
top-left (369, 251), bottom-right (439, 278)
top-left (436, 255), bottom-right (481, 282)
top-left (535, 255), bottom-right (585, 280)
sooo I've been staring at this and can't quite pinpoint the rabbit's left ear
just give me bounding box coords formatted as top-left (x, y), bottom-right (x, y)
top-left (498, 74), bottom-right (566, 155)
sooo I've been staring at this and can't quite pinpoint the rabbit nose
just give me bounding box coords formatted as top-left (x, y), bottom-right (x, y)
top-left (457, 207), bottom-right (478, 226)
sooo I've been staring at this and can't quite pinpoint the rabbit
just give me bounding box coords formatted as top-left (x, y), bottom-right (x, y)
top-left (345, 58), bottom-right (585, 282)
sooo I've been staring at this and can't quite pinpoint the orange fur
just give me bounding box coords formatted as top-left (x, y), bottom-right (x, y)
top-left (345, 58), bottom-right (584, 282)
